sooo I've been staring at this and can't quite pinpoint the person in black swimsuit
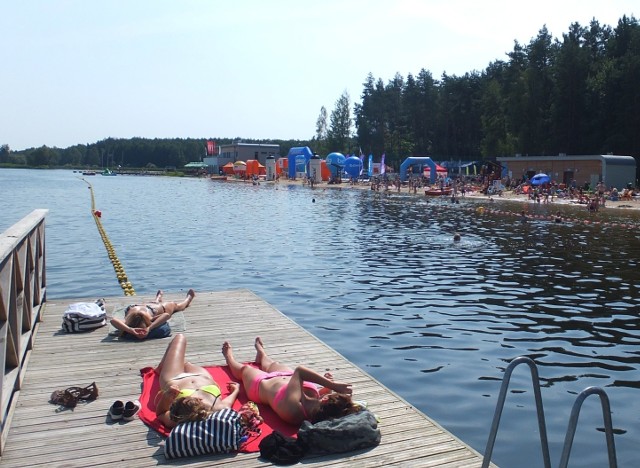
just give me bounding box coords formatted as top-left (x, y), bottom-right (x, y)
top-left (110, 289), bottom-right (195, 339)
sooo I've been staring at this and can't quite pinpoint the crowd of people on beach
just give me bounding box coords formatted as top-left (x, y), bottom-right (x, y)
top-left (358, 171), bottom-right (637, 212)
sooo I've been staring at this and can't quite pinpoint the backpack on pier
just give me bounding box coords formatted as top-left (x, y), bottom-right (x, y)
top-left (62, 299), bottom-right (107, 332)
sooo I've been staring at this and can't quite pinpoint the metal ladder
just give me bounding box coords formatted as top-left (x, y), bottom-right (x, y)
top-left (481, 356), bottom-right (618, 468)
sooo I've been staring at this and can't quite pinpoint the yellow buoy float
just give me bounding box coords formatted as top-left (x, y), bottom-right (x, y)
top-left (83, 179), bottom-right (136, 296)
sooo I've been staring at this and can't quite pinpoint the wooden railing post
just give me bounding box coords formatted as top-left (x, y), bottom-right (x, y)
top-left (0, 209), bottom-right (48, 455)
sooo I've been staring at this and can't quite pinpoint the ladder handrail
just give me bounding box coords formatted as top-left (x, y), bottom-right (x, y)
top-left (483, 357), bottom-right (618, 468)
top-left (558, 386), bottom-right (618, 468)
top-left (482, 356), bottom-right (552, 468)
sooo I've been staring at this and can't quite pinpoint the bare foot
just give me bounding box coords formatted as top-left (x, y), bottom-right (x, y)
top-left (254, 336), bottom-right (266, 362)
top-left (222, 341), bottom-right (233, 361)
top-left (185, 289), bottom-right (195, 307)
top-left (155, 290), bottom-right (163, 302)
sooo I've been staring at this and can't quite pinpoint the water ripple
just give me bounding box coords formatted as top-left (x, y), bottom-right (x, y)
top-left (3, 169), bottom-right (640, 468)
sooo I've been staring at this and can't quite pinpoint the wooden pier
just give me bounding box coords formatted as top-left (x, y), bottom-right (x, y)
top-left (1, 289), bottom-right (492, 467)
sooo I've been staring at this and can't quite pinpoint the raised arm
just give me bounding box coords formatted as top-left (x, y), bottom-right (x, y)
top-left (110, 317), bottom-right (134, 335)
top-left (291, 366), bottom-right (352, 395)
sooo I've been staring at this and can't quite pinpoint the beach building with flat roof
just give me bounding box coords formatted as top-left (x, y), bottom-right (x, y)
top-left (204, 142), bottom-right (280, 175)
top-left (497, 154), bottom-right (637, 189)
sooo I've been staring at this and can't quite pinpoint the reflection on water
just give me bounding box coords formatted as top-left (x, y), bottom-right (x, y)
top-left (2, 169), bottom-right (640, 467)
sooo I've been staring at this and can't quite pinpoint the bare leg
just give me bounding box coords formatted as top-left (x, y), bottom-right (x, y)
top-left (175, 289), bottom-right (195, 310)
top-left (254, 337), bottom-right (274, 369)
top-left (154, 290), bottom-right (163, 303)
top-left (163, 289), bottom-right (195, 315)
top-left (156, 333), bottom-right (187, 386)
top-left (222, 341), bottom-right (265, 401)
top-left (255, 337), bottom-right (293, 373)
top-left (222, 341), bottom-right (244, 379)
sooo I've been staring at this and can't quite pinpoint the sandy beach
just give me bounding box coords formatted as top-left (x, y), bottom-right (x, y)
top-left (243, 176), bottom-right (640, 213)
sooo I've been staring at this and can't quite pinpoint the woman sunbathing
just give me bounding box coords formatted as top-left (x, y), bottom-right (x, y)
top-left (110, 289), bottom-right (195, 339)
top-left (154, 333), bottom-right (240, 428)
top-left (222, 337), bottom-right (360, 425)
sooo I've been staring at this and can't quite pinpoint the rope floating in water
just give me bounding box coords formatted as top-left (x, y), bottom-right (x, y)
top-left (83, 179), bottom-right (136, 296)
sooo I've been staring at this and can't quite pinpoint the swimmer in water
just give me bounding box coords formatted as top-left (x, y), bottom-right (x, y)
top-left (520, 210), bottom-right (528, 222)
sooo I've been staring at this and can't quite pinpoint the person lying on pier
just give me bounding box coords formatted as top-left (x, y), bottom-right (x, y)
top-left (154, 333), bottom-right (241, 428)
top-left (110, 289), bottom-right (195, 340)
top-left (222, 337), bottom-right (361, 426)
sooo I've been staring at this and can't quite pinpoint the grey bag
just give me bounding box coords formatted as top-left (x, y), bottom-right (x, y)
top-left (297, 410), bottom-right (381, 454)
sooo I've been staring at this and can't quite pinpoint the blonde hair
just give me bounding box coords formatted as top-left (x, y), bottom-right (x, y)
top-left (169, 397), bottom-right (211, 424)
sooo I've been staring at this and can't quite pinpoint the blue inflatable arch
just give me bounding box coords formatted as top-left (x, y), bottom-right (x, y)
top-left (287, 146), bottom-right (314, 179)
top-left (400, 157), bottom-right (438, 183)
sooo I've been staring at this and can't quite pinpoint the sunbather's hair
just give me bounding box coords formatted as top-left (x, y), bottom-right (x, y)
top-left (125, 309), bottom-right (151, 329)
top-left (311, 393), bottom-right (361, 423)
top-left (169, 397), bottom-right (211, 423)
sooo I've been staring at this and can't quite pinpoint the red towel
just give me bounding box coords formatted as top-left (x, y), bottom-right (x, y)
top-left (139, 365), bottom-right (297, 453)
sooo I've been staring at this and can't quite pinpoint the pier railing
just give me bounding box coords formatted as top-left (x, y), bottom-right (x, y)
top-left (0, 209), bottom-right (48, 455)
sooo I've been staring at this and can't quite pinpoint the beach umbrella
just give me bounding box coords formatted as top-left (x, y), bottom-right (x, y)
top-left (531, 173), bottom-right (551, 185)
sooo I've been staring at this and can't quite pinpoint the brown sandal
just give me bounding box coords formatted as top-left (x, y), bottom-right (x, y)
top-left (78, 382), bottom-right (99, 401)
top-left (50, 382), bottom-right (99, 408)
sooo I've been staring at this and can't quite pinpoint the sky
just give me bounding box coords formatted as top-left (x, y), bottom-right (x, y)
top-left (1, 1), bottom-right (637, 151)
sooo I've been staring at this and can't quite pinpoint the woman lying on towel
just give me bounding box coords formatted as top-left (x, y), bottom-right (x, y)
top-left (223, 337), bottom-right (360, 426)
top-left (110, 289), bottom-right (195, 340)
top-left (154, 333), bottom-right (240, 428)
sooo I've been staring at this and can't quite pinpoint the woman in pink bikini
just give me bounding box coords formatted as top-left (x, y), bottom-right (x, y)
top-left (222, 337), bottom-right (360, 425)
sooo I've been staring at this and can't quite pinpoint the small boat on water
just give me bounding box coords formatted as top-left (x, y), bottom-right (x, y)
top-left (425, 187), bottom-right (452, 196)
top-left (101, 169), bottom-right (117, 176)
top-left (82, 171), bottom-right (96, 176)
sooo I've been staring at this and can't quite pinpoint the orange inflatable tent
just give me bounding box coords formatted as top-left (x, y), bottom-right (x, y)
top-left (320, 160), bottom-right (331, 181)
top-left (222, 162), bottom-right (235, 175)
top-left (277, 157), bottom-right (288, 172)
top-left (245, 160), bottom-right (266, 177)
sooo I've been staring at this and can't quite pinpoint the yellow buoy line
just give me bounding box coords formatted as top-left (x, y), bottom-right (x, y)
top-left (82, 179), bottom-right (136, 296)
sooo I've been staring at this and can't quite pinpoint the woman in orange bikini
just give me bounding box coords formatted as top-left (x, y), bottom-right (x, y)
top-left (222, 337), bottom-right (360, 426)
top-left (153, 333), bottom-right (240, 428)
top-left (110, 289), bottom-right (195, 340)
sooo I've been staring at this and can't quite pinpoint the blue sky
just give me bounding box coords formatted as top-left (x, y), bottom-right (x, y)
top-left (1, 0), bottom-right (637, 150)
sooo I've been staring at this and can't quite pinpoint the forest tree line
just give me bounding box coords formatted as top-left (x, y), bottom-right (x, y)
top-left (316, 15), bottom-right (640, 171)
top-left (0, 137), bottom-right (311, 170)
top-left (2, 15), bottom-right (639, 173)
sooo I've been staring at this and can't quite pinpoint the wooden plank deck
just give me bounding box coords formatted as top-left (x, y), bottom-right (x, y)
top-left (1, 289), bottom-right (492, 467)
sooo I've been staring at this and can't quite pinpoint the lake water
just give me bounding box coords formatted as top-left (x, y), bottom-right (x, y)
top-left (2, 168), bottom-right (639, 467)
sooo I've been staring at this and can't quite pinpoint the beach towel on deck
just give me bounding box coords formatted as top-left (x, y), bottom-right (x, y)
top-left (138, 365), bottom-right (297, 453)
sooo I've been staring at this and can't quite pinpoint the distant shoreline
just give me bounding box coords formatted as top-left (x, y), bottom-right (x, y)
top-left (221, 176), bottom-right (640, 213)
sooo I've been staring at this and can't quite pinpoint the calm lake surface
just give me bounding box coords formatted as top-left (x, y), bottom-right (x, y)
top-left (2, 168), bottom-right (639, 467)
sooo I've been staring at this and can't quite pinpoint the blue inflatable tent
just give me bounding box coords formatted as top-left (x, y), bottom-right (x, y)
top-left (287, 147), bottom-right (313, 179)
top-left (400, 157), bottom-right (438, 183)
